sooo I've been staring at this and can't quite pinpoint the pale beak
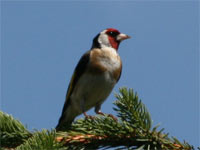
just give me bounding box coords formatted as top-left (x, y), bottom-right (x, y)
top-left (117, 33), bottom-right (131, 41)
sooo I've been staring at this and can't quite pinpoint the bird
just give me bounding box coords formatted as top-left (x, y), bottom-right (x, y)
top-left (56, 28), bottom-right (130, 131)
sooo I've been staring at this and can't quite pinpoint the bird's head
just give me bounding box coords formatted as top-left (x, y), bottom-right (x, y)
top-left (92, 28), bottom-right (131, 50)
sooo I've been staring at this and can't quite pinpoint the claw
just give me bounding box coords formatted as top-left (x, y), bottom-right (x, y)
top-left (84, 112), bottom-right (94, 120)
top-left (96, 111), bottom-right (118, 121)
top-left (96, 111), bottom-right (105, 116)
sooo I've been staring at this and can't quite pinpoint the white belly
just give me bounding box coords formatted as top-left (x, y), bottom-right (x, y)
top-left (70, 71), bottom-right (116, 113)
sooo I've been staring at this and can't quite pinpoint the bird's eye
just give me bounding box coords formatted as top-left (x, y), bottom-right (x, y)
top-left (108, 31), bottom-right (118, 37)
top-left (109, 32), bottom-right (114, 35)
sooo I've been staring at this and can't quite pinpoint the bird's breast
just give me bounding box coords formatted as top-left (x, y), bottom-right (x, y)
top-left (89, 48), bottom-right (122, 81)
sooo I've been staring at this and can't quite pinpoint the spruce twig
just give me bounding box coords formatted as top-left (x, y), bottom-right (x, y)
top-left (0, 87), bottom-right (195, 150)
top-left (16, 130), bottom-right (63, 150)
top-left (0, 111), bottom-right (32, 148)
top-left (54, 88), bottom-right (194, 150)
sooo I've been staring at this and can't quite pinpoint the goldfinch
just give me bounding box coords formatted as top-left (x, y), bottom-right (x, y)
top-left (56, 28), bottom-right (130, 131)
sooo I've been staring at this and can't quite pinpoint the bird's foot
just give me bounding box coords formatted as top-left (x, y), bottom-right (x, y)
top-left (96, 111), bottom-right (105, 116)
top-left (96, 112), bottom-right (118, 121)
top-left (83, 112), bottom-right (94, 120)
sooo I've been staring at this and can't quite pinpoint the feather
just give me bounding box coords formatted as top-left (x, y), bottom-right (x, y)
top-left (56, 51), bottom-right (90, 130)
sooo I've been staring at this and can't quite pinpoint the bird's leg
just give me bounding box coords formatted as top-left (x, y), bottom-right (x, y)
top-left (96, 111), bottom-right (105, 116)
top-left (95, 104), bottom-right (118, 121)
top-left (95, 106), bottom-right (105, 116)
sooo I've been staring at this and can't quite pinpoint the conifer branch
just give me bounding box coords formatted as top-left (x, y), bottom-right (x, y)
top-left (0, 87), bottom-right (195, 150)
top-left (16, 130), bottom-right (63, 150)
top-left (55, 88), bottom-right (194, 150)
top-left (113, 88), bottom-right (152, 130)
top-left (0, 111), bottom-right (32, 148)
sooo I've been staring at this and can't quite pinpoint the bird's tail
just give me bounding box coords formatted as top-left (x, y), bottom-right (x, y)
top-left (55, 100), bottom-right (76, 131)
top-left (55, 118), bottom-right (74, 131)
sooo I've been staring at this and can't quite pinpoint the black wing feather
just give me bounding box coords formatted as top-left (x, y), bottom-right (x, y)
top-left (57, 51), bottom-right (90, 126)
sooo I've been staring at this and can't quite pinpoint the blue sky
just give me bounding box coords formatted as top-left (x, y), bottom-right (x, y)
top-left (1, 1), bottom-right (199, 148)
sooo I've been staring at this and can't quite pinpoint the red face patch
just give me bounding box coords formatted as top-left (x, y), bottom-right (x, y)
top-left (107, 36), bottom-right (119, 50)
top-left (106, 28), bottom-right (121, 50)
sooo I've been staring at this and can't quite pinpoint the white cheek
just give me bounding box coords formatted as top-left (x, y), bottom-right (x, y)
top-left (98, 34), bottom-right (111, 48)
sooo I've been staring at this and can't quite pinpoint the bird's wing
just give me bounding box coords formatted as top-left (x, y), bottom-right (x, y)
top-left (116, 65), bottom-right (122, 82)
top-left (60, 51), bottom-right (90, 115)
